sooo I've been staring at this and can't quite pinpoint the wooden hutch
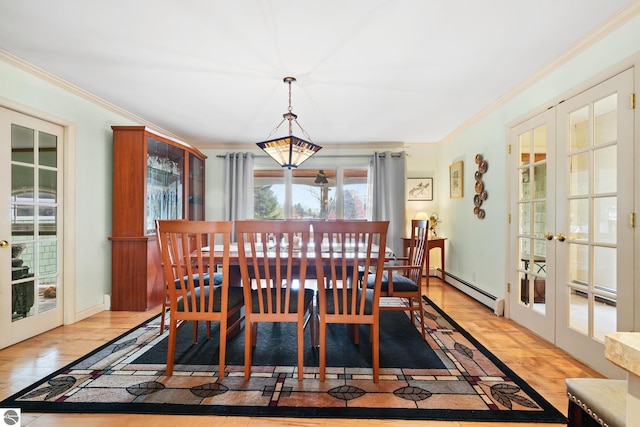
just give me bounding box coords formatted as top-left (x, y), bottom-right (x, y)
top-left (109, 126), bottom-right (206, 311)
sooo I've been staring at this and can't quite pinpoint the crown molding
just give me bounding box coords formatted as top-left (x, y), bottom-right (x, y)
top-left (0, 49), bottom-right (189, 143)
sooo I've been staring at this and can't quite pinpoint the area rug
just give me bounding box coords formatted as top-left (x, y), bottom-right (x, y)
top-left (1, 296), bottom-right (567, 423)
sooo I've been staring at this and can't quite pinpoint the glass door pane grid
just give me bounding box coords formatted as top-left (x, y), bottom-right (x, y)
top-left (11, 128), bottom-right (60, 320)
top-left (566, 97), bottom-right (618, 342)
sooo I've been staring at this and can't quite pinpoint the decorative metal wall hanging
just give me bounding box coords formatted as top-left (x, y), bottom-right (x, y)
top-left (474, 154), bottom-right (488, 219)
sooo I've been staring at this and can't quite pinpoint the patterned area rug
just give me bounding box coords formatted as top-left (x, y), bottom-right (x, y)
top-left (1, 296), bottom-right (566, 423)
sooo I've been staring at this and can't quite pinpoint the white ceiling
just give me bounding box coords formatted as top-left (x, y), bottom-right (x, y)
top-left (0, 0), bottom-right (636, 148)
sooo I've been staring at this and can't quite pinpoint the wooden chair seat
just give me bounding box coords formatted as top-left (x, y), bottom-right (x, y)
top-left (368, 272), bottom-right (419, 292)
top-left (321, 288), bottom-right (375, 314)
top-left (173, 272), bottom-right (221, 288)
top-left (177, 286), bottom-right (244, 312)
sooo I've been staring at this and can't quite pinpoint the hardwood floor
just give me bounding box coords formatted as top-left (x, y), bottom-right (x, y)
top-left (0, 277), bottom-right (602, 426)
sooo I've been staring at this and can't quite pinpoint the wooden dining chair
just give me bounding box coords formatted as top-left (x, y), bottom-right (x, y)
top-left (311, 220), bottom-right (389, 382)
top-left (367, 219), bottom-right (427, 340)
top-left (235, 220), bottom-right (315, 380)
top-left (156, 220), bottom-right (244, 377)
top-left (155, 220), bottom-right (222, 336)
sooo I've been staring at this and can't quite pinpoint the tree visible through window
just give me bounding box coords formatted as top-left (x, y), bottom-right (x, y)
top-left (254, 169), bottom-right (367, 220)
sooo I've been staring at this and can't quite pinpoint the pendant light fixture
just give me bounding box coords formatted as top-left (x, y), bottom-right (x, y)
top-left (256, 77), bottom-right (322, 168)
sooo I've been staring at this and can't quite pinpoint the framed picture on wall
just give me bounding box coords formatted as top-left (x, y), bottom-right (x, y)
top-left (449, 161), bottom-right (463, 199)
top-left (407, 177), bottom-right (433, 201)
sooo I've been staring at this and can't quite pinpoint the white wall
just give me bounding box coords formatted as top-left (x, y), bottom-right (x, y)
top-left (0, 59), bottom-right (138, 319)
top-left (438, 13), bottom-right (640, 301)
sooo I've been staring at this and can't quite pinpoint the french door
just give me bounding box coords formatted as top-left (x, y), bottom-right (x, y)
top-left (509, 109), bottom-right (556, 342)
top-left (509, 68), bottom-right (635, 376)
top-left (0, 107), bottom-right (64, 349)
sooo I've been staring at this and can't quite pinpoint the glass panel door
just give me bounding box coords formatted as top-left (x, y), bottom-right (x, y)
top-left (555, 69), bottom-right (634, 376)
top-left (1, 108), bottom-right (64, 349)
top-left (509, 109), bottom-right (555, 342)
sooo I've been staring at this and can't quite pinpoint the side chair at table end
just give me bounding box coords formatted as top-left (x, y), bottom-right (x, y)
top-left (235, 220), bottom-right (316, 381)
top-left (156, 220), bottom-right (244, 377)
top-left (368, 219), bottom-right (428, 340)
top-left (311, 220), bottom-right (389, 383)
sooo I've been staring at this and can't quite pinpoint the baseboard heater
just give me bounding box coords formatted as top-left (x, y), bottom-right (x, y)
top-left (432, 269), bottom-right (504, 316)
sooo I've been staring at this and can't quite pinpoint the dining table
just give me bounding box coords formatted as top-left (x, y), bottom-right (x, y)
top-left (203, 242), bottom-right (393, 287)
top-left (199, 241), bottom-right (392, 340)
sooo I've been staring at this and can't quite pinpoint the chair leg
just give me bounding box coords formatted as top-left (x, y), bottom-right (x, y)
top-left (218, 318), bottom-right (227, 379)
top-left (251, 322), bottom-right (258, 347)
top-left (371, 320), bottom-right (380, 383)
top-left (166, 318), bottom-right (178, 376)
top-left (319, 321), bottom-right (327, 381)
top-left (192, 321), bottom-right (198, 344)
top-left (244, 320), bottom-right (253, 380)
top-left (308, 302), bottom-right (318, 348)
top-left (349, 324), bottom-right (360, 344)
top-left (310, 313), bottom-right (317, 348)
top-left (159, 298), bottom-right (167, 334)
top-left (416, 296), bottom-right (426, 340)
top-left (297, 322), bottom-right (305, 380)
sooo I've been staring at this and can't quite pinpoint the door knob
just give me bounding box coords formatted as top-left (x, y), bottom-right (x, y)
top-left (544, 233), bottom-right (566, 242)
top-left (0, 240), bottom-right (8, 248)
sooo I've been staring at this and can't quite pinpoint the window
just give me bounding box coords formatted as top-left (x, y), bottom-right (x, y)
top-left (254, 169), bottom-right (368, 220)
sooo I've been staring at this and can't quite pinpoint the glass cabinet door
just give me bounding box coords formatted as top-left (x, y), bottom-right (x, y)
top-left (189, 154), bottom-right (205, 221)
top-left (145, 137), bottom-right (184, 235)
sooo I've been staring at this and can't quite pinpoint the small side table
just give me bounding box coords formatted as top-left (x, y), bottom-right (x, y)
top-left (401, 236), bottom-right (446, 282)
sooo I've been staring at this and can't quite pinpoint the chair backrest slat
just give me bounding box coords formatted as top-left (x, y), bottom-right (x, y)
top-left (236, 220), bottom-right (312, 316)
top-left (312, 220), bottom-right (388, 318)
top-left (157, 220), bottom-right (232, 317)
top-left (407, 219), bottom-right (429, 283)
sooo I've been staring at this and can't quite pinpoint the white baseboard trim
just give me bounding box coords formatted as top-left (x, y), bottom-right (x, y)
top-left (70, 303), bottom-right (105, 324)
top-left (433, 269), bottom-right (504, 316)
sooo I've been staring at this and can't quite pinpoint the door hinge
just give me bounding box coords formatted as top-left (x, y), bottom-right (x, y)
top-left (631, 93), bottom-right (636, 109)
top-left (507, 283), bottom-right (511, 293)
top-left (508, 213), bottom-right (511, 224)
top-left (630, 212), bottom-right (636, 228)
top-left (508, 144), bottom-right (512, 154)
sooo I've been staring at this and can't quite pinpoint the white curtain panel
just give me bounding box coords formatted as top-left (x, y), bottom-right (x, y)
top-left (224, 152), bottom-right (254, 239)
top-left (369, 151), bottom-right (406, 256)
